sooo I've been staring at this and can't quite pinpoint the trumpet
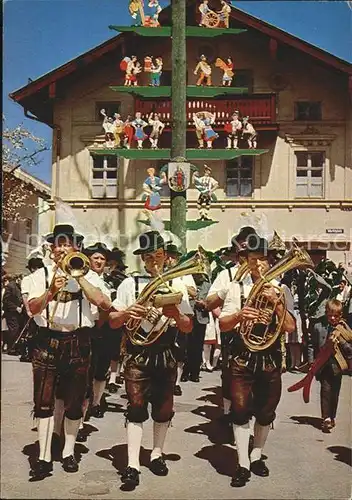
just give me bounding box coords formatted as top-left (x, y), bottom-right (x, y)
top-left (43, 252), bottom-right (90, 326)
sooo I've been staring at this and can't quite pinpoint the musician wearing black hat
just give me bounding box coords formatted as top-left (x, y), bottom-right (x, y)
top-left (82, 242), bottom-right (114, 421)
top-left (105, 247), bottom-right (129, 392)
top-left (109, 231), bottom-right (193, 488)
top-left (219, 234), bottom-right (295, 487)
top-left (205, 226), bottom-right (256, 426)
top-left (165, 243), bottom-right (197, 395)
top-left (26, 224), bottom-right (111, 479)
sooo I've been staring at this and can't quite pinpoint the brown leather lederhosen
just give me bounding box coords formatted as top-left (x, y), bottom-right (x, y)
top-left (31, 267), bottom-right (91, 420)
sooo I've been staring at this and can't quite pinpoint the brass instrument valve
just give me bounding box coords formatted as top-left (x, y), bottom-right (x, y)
top-left (145, 306), bottom-right (162, 325)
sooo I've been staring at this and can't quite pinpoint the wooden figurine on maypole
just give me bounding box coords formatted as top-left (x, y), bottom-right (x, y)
top-left (129, 0), bottom-right (145, 26)
top-left (215, 57), bottom-right (234, 86)
top-left (225, 110), bottom-right (242, 149)
top-left (194, 165), bottom-right (219, 221)
top-left (194, 54), bottom-right (212, 86)
top-left (241, 116), bottom-right (258, 149)
top-left (100, 109), bottom-right (116, 148)
top-left (121, 56), bottom-right (142, 86)
top-left (132, 112), bottom-right (148, 149)
top-left (142, 167), bottom-right (167, 211)
top-left (148, 113), bottom-right (165, 149)
top-left (218, 0), bottom-right (231, 28)
top-left (193, 111), bottom-right (219, 149)
top-left (123, 115), bottom-right (134, 149)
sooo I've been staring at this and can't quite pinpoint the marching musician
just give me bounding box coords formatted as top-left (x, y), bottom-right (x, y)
top-left (19, 253), bottom-right (45, 362)
top-left (219, 234), bottom-right (295, 487)
top-left (313, 299), bottom-right (352, 433)
top-left (164, 243), bottom-right (197, 395)
top-left (105, 247), bottom-right (129, 392)
top-left (82, 243), bottom-right (114, 420)
top-left (205, 227), bottom-right (255, 423)
top-left (27, 224), bottom-right (111, 479)
top-left (109, 231), bottom-right (193, 488)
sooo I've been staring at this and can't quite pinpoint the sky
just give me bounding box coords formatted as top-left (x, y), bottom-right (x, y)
top-left (3, 1), bottom-right (352, 184)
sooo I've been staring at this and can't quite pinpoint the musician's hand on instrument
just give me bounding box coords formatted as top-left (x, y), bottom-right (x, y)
top-left (261, 285), bottom-right (279, 304)
top-left (162, 304), bottom-right (180, 319)
top-left (239, 306), bottom-right (260, 321)
top-left (50, 276), bottom-right (67, 296)
top-left (125, 304), bottom-right (147, 320)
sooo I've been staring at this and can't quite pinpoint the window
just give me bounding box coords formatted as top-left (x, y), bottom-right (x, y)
top-left (295, 151), bottom-right (324, 198)
top-left (295, 102), bottom-right (322, 121)
top-left (91, 156), bottom-right (119, 198)
top-left (226, 156), bottom-right (253, 197)
top-left (233, 69), bottom-right (253, 92)
top-left (95, 102), bottom-right (121, 121)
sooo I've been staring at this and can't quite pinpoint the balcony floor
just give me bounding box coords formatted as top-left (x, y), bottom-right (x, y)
top-left (109, 86), bottom-right (249, 97)
top-left (109, 25), bottom-right (246, 37)
top-left (89, 148), bottom-right (268, 160)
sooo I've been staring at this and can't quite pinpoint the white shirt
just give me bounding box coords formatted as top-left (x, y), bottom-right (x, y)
top-left (220, 278), bottom-right (295, 320)
top-left (27, 266), bottom-right (110, 331)
top-left (21, 275), bottom-right (32, 296)
top-left (180, 274), bottom-right (197, 291)
top-left (207, 264), bottom-right (252, 301)
top-left (112, 275), bottom-right (193, 333)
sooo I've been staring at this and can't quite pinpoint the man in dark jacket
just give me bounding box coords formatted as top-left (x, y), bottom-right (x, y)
top-left (3, 275), bottom-right (24, 353)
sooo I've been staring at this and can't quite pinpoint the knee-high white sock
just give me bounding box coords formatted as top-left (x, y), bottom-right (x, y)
top-left (223, 398), bottom-right (231, 415)
top-left (92, 379), bottom-right (106, 407)
top-left (53, 398), bottom-right (65, 437)
top-left (176, 362), bottom-right (184, 385)
top-left (203, 344), bottom-right (212, 369)
top-left (151, 421), bottom-right (169, 461)
top-left (38, 416), bottom-right (54, 462)
top-left (116, 362), bottom-right (121, 377)
top-left (233, 423), bottom-right (251, 470)
top-left (62, 417), bottom-right (80, 459)
top-left (212, 347), bottom-right (221, 368)
top-left (250, 422), bottom-right (270, 462)
top-left (127, 422), bottom-right (143, 471)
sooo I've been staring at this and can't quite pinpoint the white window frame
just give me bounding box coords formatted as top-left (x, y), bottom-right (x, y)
top-left (294, 151), bottom-right (325, 199)
top-left (225, 156), bottom-right (254, 198)
top-left (90, 155), bottom-right (119, 199)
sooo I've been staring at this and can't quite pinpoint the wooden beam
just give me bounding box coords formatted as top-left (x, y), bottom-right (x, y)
top-left (49, 82), bottom-right (56, 99)
top-left (269, 38), bottom-right (278, 60)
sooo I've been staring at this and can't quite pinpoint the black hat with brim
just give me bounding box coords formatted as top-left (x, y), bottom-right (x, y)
top-left (26, 257), bottom-right (44, 269)
top-left (242, 234), bottom-right (272, 255)
top-left (46, 224), bottom-right (84, 244)
top-left (109, 247), bottom-right (128, 269)
top-left (133, 231), bottom-right (165, 255)
top-left (83, 242), bottom-right (111, 259)
top-left (166, 243), bottom-right (183, 257)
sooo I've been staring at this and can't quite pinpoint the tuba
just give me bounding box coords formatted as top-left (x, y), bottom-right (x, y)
top-left (240, 243), bottom-right (313, 352)
top-left (126, 246), bottom-right (210, 347)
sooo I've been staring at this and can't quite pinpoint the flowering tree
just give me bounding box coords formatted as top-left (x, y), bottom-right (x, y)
top-left (2, 116), bottom-right (49, 223)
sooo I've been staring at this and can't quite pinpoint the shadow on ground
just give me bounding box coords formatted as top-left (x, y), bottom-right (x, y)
top-left (327, 446), bottom-right (352, 467)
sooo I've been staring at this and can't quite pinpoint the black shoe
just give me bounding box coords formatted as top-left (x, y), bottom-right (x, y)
top-left (62, 455), bottom-right (79, 473)
top-left (174, 385), bottom-right (182, 396)
top-left (189, 375), bottom-right (200, 382)
top-left (150, 457), bottom-right (168, 476)
top-left (231, 466), bottom-right (250, 487)
top-left (90, 405), bottom-right (104, 418)
top-left (29, 460), bottom-right (53, 480)
top-left (250, 459), bottom-right (269, 477)
top-left (76, 428), bottom-right (87, 443)
top-left (121, 466), bottom-right (140, 487)
top-left (180, 374), bottom-right (189, 382)
top-left (108, 382), bottom-right (118, 394)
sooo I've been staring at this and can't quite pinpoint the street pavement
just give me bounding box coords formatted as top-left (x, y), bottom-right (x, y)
top-left (1, 353), bottom-right (351, 500)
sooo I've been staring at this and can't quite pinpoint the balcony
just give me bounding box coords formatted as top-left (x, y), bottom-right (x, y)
top-left (134, 94), bottom-right (277, 130)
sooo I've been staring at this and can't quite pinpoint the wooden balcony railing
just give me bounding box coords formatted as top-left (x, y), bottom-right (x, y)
top-left (135, 94), bottom-right (277, 129)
